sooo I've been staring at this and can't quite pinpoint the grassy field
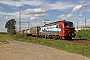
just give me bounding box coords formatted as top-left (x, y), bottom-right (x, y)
top-left (0, 33), bottom-right (9, 43)
top-left (75, 30), bottom-right (90, 40)
top-left (12, 34), bottom-right (90, 58)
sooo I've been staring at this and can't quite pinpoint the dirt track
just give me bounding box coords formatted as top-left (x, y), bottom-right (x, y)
top-left (0, 40), bottom-right (90, 60)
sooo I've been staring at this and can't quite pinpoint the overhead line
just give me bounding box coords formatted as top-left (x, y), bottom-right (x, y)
top-left (59, 0), bottom-right (69, 7)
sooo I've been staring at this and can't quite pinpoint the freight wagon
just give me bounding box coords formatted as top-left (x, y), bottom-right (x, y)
top-left (26, 26), bottom-right (40, 36)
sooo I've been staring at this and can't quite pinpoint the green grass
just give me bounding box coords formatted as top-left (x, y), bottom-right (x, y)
top-left (12, 34), bottom-right (90, 58)
top-left (0, 37), bottom-right (7, 43)
top-left (0, 34), bottom-right (9, 43)
top-left (75, 30), bottom-right (90, 40)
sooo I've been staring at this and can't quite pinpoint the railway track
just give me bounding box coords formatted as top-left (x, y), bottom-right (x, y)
top-left (35, 36), bottom-right (90, 45)
top-left (27, 35), bottom-right (90, 45)
top-left (61, 38), bottom-right (90, 45)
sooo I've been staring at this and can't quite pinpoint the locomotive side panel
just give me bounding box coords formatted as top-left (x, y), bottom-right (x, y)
top-left (40, 25), bottom-right (61, 35)
top-left (40, 22), bottom-right (62, 39)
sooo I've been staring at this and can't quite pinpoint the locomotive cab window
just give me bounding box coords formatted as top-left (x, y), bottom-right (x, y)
top-left (64, 22), bottom-right (73, 28)
top-left (56, 25), bottom-right (62, 28)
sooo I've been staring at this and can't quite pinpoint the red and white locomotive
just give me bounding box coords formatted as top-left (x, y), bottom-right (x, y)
top-left (26, 20), bottom-right (76, 39)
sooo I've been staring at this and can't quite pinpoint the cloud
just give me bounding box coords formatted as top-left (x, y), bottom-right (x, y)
top-left (74, 18), bottom-right (90, 28)
top-left (78, 12), bottom-right (82, 16)
top-left (80, 0), bottom-right (85, 4)
top-left (57, 14), bottom-right (77, 20)
top-left (0, 0), bottom-right (76, 11)
top-left (0, 8), bottom-right (48, 20)
top-left (30, 22), bottom-right (43, 27)
top-left (4, 16), bottom-right (15, 20)
top-left (0, 0), bottom-right (47, 7)
top-left (0, 22), bottom-right (7, 32)
top-left (0, 6), bottom-right (4, 10)
top-left (0, 27), bottom-right (7, 32)
top-left (20, 21), bottom-right (43, 30)
top-left (22, 8), bottom-right (47, 15)
top-left (30, 17), bottom-right (40, 20)
top-left (30, 13), bottom-right (49, 20)
top-left (82, 2), bottom-right (90, 13)
top-left (0, 1), bottom-right (23, 7)
top-left (86, 18), bottom-right (90, 26)
top-left (22, 8), bottom-right (48, 20)
top-left (85, 9), bottom-right (90, 12)
top-left (0, 11), bottom-right (6, 15)
top-left (0, 11), bottom-right (19, 20)
top-left (0, 11), bottom-right (19, 16)
top-left (72, 4), bottom-right (83, 12)
top-left (33, 13), bottom-right (49, 17)
top-left (42, 1), bottom-right (76, 11)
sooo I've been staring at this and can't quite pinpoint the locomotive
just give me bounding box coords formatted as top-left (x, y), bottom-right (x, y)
top-left (26, 20), bottom-right (76, 39)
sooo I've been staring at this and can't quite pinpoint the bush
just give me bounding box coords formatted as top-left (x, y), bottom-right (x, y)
top-left (13, 34), bottom-right (26, 39)
top-left (10, 29), bottom-right (16, 34)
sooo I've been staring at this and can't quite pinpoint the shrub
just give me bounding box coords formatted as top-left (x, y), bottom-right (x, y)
top-left (10, 29), bottom-right (16, 34)
top-left (13, 34), bottom-right (26, 39)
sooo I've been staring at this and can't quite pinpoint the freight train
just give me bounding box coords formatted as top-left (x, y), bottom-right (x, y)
top-left (26, 20), bottom-right (76, 39)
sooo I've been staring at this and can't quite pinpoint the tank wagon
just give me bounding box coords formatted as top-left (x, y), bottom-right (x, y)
top-left (26, 20), bottom-right (76, 39)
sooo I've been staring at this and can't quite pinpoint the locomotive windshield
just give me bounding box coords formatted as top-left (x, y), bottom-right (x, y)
top-left (64, 22), bottom-right (73, 28)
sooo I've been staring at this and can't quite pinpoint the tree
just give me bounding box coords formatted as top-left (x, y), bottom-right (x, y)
top-left (5, 19), bottom-right (16, 34)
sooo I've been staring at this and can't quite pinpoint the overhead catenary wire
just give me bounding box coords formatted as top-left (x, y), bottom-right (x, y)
top-left (59, 0), bottom-right (69, 7)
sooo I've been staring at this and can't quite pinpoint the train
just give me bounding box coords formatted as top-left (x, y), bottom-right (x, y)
top-left (26, 20), bottom-right (76, 39)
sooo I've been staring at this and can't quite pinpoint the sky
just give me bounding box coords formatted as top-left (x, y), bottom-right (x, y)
top-left (0, 0), bottom-right (90, 32)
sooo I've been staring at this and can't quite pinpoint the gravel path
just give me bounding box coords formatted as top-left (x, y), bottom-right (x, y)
top-left (0, 40), bottom-right (90, 60)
